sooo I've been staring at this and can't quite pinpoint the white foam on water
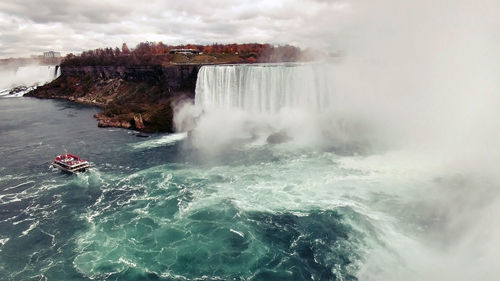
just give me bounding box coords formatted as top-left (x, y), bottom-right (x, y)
top-left (3, 180), bottom-right (36, 191)
top-left (0, 237), bottom-right (10, 249)
top-left (0, 86), bottom-right (36, 97)
top-left (20, 220), bottom-right (39, 236)
top-left (229, 229), bottom-right (245, 238)
top-left (131, 132), bottom-right (188, 150)
top-left (118, 257), bottom-right (137, 268)
top-left (0, 65), bottom-right (60, 97)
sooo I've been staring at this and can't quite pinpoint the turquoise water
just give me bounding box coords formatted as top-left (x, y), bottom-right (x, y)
top-left (1, 97), bottom-right (495, 280)
top-left (0, 98), bottom-right (367, 280)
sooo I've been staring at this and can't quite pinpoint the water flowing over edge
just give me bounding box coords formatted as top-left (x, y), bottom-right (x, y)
top-left (195, 63), bottom-right (336, 113)
top-left (0, 65), bottom-right (60, 97)
top-left (1, 56), bottom-right (499, 280)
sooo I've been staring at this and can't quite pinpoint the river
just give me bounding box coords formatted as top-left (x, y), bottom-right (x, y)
top-left (1, 63), bottom-right (499, 281)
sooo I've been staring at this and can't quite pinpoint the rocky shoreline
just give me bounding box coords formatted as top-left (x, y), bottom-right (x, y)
top-left (26, 64), bottom-right (202, 132)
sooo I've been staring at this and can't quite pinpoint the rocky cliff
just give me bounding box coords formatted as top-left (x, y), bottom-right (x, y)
top-left (26, 64), bottom-right (202, 132)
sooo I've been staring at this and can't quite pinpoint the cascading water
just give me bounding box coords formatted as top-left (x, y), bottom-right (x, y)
top-left (182, 63), bottom-right (352, 149)
top-left (1, 57), bottom-right (498, 280)
top-left (177, 59), bottom-right (500, 281)
top-left (54, 65), bottom-right (61, 78)
top-left (0, 65), bottom-right (60, 97)
top-left (195, 63), bottom-right (336, 113)
top-left (0, 0), bottom-right (497, 278)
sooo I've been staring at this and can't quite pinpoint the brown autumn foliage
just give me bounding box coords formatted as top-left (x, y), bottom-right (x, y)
top-left (61, 42), bottom-right (304, 67)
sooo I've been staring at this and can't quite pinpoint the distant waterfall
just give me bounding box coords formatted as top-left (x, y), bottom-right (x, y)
top-left (54, 65), bottom-right (61, 78)
top-left (13, 65), bottom-right (60, 83)
top-left (0, 65), bottom-right (60, 97)
top-left (195, 64), bottom-right (335, 113)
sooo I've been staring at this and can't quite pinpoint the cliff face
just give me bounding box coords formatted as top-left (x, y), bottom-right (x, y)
top-left (61, 65), bottom-right (200, 95)
top-left (26, 64), bottom-right (202, 132)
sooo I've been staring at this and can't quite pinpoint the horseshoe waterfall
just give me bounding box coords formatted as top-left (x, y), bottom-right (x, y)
top-left (1, 61), bottom-right (498, 281)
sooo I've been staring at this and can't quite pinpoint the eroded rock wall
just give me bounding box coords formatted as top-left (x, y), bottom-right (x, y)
top-left (26, 64), bottom-right (202, 132)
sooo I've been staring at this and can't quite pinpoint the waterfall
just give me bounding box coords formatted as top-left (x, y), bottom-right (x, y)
top-left (0, 65), bottom-right (60, 97)
top-left (14, 65), bottom-right (60, 83)
top-left (183, 63), bottom-right (342, 148)
top-left (195, 63), bottom-right (336, 113)
top-left (54, 65), bottom-right (60, 78)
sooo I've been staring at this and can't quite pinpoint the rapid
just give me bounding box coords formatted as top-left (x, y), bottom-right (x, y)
top-left (1, 55), bottom-right (499, 281)
top-left (1, 1), bottom-right (499, 277)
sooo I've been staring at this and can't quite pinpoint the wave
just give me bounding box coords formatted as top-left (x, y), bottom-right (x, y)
top-left (130, 132), bottom-right (188, 150)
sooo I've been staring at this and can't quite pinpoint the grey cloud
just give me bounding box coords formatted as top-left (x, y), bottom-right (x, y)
top-left (0, 0), bottom-right (352, 58)
top-left (0, 0), bottom-right (133, 24)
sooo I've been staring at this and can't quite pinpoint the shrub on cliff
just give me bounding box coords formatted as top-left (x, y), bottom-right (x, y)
top-left (61, 42), bottom-right (304, 67)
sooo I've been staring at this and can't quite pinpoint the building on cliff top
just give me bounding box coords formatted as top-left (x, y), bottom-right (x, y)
top-left (169, 49), bottom-right (199, 55)
top-left (43, 51), bottom-right (61, 58)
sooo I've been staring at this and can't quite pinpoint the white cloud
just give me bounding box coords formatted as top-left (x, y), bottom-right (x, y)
top-left (0, 0), bottom-right (351, 58)
top-left (1, 0), bottom-right (496, 60)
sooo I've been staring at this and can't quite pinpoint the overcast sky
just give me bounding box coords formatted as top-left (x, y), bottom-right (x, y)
top-left (0, 0), bottom-right (355, 58)
top-left (1, 0), bottom-right (497, 59)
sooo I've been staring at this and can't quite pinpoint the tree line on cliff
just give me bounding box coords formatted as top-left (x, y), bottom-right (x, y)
top-left (61, 42), bottom-right (306, 67)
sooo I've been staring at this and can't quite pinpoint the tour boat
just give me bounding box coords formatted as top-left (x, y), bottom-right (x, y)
top-left (53, 154), bottom-right (90, 173)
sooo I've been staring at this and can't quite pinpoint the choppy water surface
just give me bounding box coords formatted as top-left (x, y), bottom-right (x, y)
top-left (0, 97), bottom-right (497, 281)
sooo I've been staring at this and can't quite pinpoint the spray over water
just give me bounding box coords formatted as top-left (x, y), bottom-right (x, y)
top-left (0, 64), bottom-right (60, 97)
top-left (173, 1), bottom-right (500, 279)
top-left (0, 0), bottom-right (498, 279)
